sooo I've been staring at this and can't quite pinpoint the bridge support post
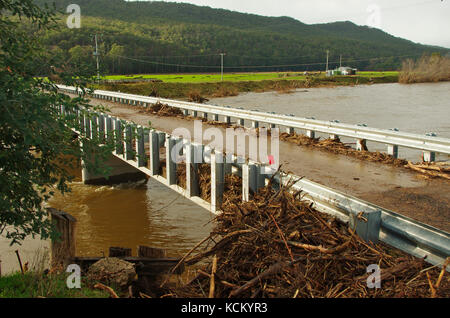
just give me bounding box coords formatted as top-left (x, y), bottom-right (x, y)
top-left (81, 148), bottom-right (146, 185)
top-left (423, 151), bottom-right (436, 163)
top-left (203, 112), bottom-right (208, 120)
top-left (238, 118), bottom-right (245, 126)
top-left (149, 130), bottom-right (161, 176)
top-left (192, 111), bottom-right (198, 118)
top-left (124, 124), bottom-right (133, 160)
top-left (136, 126), bottom-right (146, 167)
top-left (104, 115), bottom-right (113, 142)
top-left (186, 143), bottom-right (200, 197)
top-left (330, 134), bottom-right (339, 140)
top-left (286, 127), bottom-right (294, 135)
top-left (84, 114), bottom-right (91, 139)
top-left (166, 136), bottom-right (178, 185)
top-left (387, 145), bottom-right (399, 158)
top-left (211, 151), bottom-right (225, 213)
top-left (183, 109), bottom-right (189, 116)
top-left (349, 210), bottom-right (381, 243)
top-left (356, 139), bottom-right (367, 151)
top-left (224, 116), bottom-right (231, 125)
top-left (97, 113), bottom-right (105, 141)
top-left (242, 163), bottom-right (257, 202)
top-left (252, 121), bottom-right (259, 129)
top-left (306, 130), bottom-right (315, 139)
top-left (213, 114), bottom-right (219, 122)
top-left (113, 118), bottom-right (123, 155)
top-left (89, 113), bottom-right (98, 140)
top-left (270, 123), bottom-right (276, 129)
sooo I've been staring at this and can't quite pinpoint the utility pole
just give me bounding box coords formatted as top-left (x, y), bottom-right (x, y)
top-left (91, 33), bottom-right (102, 81)
top-left (220, 53), bottom-right (226, 81)
top-left (326, 50), bottom-right (330, 72)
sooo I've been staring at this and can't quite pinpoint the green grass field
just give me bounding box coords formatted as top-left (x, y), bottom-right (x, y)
top-left (0, 271), bottom-right (110, 298)
top-left (102, 71), bottom-right (399, 84)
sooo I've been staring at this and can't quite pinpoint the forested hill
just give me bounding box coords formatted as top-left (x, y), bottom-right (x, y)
top-left (34, 0), bottom-right (448, 75)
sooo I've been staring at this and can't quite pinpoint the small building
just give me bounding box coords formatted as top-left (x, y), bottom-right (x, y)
top-left (326, 66), bottom-right (357, 76)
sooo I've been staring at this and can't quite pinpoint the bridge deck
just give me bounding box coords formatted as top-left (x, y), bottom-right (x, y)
top-left (82, 95), bottom-right (450, 232)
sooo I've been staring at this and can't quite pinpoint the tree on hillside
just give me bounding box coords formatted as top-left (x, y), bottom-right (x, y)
top-left (0, 0), bottom-right (112, 244)
top-left (107, 44), bottom-right (126, 74)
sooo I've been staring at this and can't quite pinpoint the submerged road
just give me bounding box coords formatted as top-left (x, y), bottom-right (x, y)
top-left (80, 95), bottom-right (450, 232)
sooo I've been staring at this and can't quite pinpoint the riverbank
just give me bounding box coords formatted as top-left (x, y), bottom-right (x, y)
top-left (95, 72), bottom-right (398, 100)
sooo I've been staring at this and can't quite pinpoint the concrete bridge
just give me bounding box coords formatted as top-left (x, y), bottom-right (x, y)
top-left (57, 85), bottom-right (450, 269)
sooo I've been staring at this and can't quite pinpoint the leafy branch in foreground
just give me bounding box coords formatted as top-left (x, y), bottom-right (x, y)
top-left (0, 0), bottom-right (113, 244)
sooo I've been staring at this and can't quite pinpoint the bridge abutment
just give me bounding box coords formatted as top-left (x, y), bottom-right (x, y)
top-left (81, 154), bottom-right (147, 185)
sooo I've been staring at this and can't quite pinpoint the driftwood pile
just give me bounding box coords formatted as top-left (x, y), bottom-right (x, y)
top-left (170, 175), bottom-right (449, 298)
top-left (406, 162), bottom-right (450, 180)
top-left (138, 102), bottom-right (184, 117)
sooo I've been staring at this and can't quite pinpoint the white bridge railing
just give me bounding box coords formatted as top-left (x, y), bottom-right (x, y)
top-left (57, 100), bottom-right (450, 270)
top-left (57, 84), bottom-right (450, 162)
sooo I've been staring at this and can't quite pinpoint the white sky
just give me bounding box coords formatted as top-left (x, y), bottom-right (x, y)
top-left (154, 0), bottom-right (450, 48)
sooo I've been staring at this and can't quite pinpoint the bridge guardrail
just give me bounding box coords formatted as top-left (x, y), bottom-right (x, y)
top-left (57, 84), bottom-right (450, 161)
top-left (57, 87), bottom-right (450, 270)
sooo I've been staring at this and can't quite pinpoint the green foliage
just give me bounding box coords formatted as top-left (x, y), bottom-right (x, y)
top-left (32, 0), bottom-right (449, 75)
top-left (0, 271), bottom-right (109, 298)
top-left (0, 0), bottom-right (113, 245)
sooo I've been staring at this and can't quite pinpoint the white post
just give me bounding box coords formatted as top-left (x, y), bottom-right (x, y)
top-left (186, 143), bottom-right (200, 197)
top-left (136, 126), bottom-right (145, 167)
top-left (211, 151), bottom-right (225, 213)
top-left (149, 130), bottom-right (160, 176)
top-left (387, 145), bottom-right (399, 158)
top-left (306, 130), bottom-right (315, 139)
top-left (166, 136), bottom-right (177, 185)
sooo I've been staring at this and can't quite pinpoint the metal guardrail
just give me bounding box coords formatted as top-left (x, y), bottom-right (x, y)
top-left (57, 84), bottom-right (450, 160)
top-left (277, 174), bottom-right (450, 269)
top-left (58, 87), bottom-right (450, 269)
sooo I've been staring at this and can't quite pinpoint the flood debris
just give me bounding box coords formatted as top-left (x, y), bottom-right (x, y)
top-left (170, 175), bottom-right (449, 298)
top-left (406, 161), bottom-right (450, 180)
top-left (280, 132), bottom-right (408, 166)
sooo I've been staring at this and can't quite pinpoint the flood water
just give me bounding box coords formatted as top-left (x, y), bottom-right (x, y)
top-left (47, 174), bottom-right (214, 258)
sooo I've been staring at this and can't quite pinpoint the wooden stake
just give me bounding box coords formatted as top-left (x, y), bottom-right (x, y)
top-left (209, 255), bottom-right (218, 298)
top-left (15, 250), bottom-right (24, 275)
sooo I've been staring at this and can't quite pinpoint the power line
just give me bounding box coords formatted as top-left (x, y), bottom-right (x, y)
top-left (109, 53), bottom-right (427, 70)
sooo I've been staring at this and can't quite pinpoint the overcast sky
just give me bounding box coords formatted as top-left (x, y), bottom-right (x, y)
top-left (155, 0), bottom-right (450, 48)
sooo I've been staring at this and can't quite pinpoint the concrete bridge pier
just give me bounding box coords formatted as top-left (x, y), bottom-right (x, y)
top-left (224, 116), bottom-right (232, 125)
top-left (238, 118), bottom-right (245, 126)
top-left (286, 127), bottom-right (294, 135)
top-left (213, 114), bottom-right (219, 122)
top-left (81, 153), bottom-right (147, 185)
top-left (252, 121), bottom-right (259, 129)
